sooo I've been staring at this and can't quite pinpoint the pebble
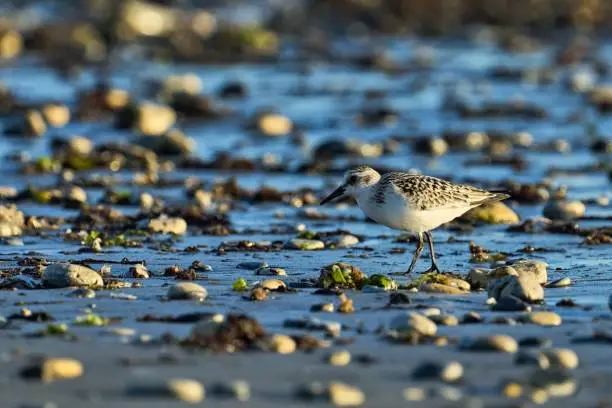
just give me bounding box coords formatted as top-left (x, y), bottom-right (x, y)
top-left (148, 215), bottom-right (187, 235)
top-left (389, 312), bottom-right (437, 336)
top-left (249, 287), bottom-right (268, 301)
top-left (333, 235), bottom-right (359, 248)
top-left (412, 361), bottom-right (463, 383)
top-left (21, 358), bottom-right (83, 383)
top-left (403, 387), bottom-right (426, 401)
top-left (68, 288), bottom-right (96, 298)
top-left (388, 292), bottom-right (411, 304)
top-left (515, 350), bottom-right (550, 369)
top-left (518, 337), bottom-right (552, 349)
top-left (488, 274), bottom-right (544, 303)
top-left (128, 264), bottom-right (149, 279)
top-left (259, 279), bottom-right (286, 291)
top-left (491, 295), bottom-right (531, 311)
top-left (326, 350), bottom-right (351, 366)
top-left (135, 102), bottom-right (177, 136)
top-left (167, 282), bottom-right (207, 301)
top-left (542, 348), bottom-right (579, 369)
top-left (127, 378), bottom-right (205, 403)
top-left (546, 277), bottom-right (572, 288)
top-left (237, 261), bottom-right (268, 270)
top-left (420, 307), bottom-right (441, 317)
top-left (42, 263), bottom-right (103, 288)
top-left (191, 314), bottom-right (225, 338)
top-left (522, 311), bottom-right (562, 326)
top-left (530, 369), bottom-right (577, 398)
top-left (328, 382), bottom-right (365, 407)
top-left (501, 381), bottom-right (523, 398)
top-left (543, 199), bottom-right (586, 220)
top-left (255, 112), bottom-right (293, 137)
top-left (210, 380), bottom-right (251, 401)
top-left (311, 303), bottom-right (335, 313)
top-left (462, 201), bottom-right (520, 224)
top-left (461, 335), bottom-right (518, 353)
top-left (433, 385), bottom-right (463, 401)
top-left (285, 238), bottom-right (325, 250)
top-left (255, 266), bottom-right (286, 276)
top-left (461, 312), bottom-right (484, 324)
top-left (270, 334), bottom-right (296, 354)
top-left (429, 315), bottom-right (459, 326)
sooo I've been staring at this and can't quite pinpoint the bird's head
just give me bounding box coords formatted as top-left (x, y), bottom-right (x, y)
top-left (320, 165), bottom-right (381, 205)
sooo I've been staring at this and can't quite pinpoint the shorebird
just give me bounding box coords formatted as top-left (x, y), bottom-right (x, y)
top-left (320, 166), bottom-right (510, 274)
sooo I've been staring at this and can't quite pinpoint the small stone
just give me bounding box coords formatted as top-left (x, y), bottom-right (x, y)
top-left (285, 238), bottom-right (324, 250)
top-left (461, 201), bottom-right (519, 224)
top-left (249, 287), bottom-right (268, 301)
top-left (135, 102), bottom-right (177, 136)
top-left (255, 266), bottom-right (286, 276)
top-left (433, 385), bottom-right (463, 401)
top-left (522, 311), bottom-right (562, 326)
top-left (270, 334), bottom-right (296, 354)
top-left (254, 112), bottom-right (293, 137)
top-left (542, 348), bottom-right (579, 369)
top-left (21, 358), bottom-right (83, 383)
top-left (518, 337), bottom-right (552, 348)
top-left (210, 380), bottom-right (250, 401)
top-left (462, 335), bottom-right (518, 353)
top-left (429, 315), bottom-right (459, 326)
top-left (326, 350), bottom-right (351, 366)
top-left (338, 296), bottom-right (355, 314)
top-left (148, 215), bottom-right (187, 235)
top-left (237, 261), bottom-right (267, 270)
top-left (508, 260), bottom-right (548, 284)
top-left (461, 312), bottom-right (484, 324)
top-left (388, 292), bottom-right (411, 304)
top-left (529, 388), bottom-right (548, 404)
top-left (403, 387), bottom-right (426, 401)
top-left (543, 199), bottom-right (586, 220)
top-left (412, 361), bottom-right (463, 383)
top-left (190, 314), bottom-right (225, 338)
top-left (420, 308), bottom-right (441, 317)
top-left (311, 303), bottom-right (335, 313)
top-left (515, 350), bottom-right (550, 369)
top-left (68, 288), bottom-right (96, 298)
top-left (259, 279), bottom-right (286, 291)
top-left (127, 378), bottom-right (205, 403)
top-left (546, 277), bottom-right (571, 288)
top-left (389, 312), bottom-right (437, 336)
top-left (530, 369), bottom-right (577, 398)
top-left (492, 295), bottom-right (531, 311)
top-left (128, 264), bottom-right (149, 279)
top-left (167, 282), bottom-right (207, 301)
top-left (419, 283), bottom-right (467, 294)
top-left (328, 382), bottom-right (365, 407)
top-left (42, 103), bottom-right (70, 128)
top-left (42, 263), bottom-right (103, 288)
top-left (501, 381), bottom-right (523, 398)
top-left (333, 235), bottom-right (359, 248)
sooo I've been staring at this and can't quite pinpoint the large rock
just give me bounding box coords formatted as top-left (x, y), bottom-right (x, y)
top-left (42, 263), bottom-right (103, 288)
top-left (461, 201), bottom-right (519, 225)
top-left (488, 275), bottom-right (543, 303)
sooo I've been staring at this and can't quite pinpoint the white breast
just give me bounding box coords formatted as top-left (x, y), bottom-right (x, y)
top-left (355, 187), bottom-right (473, 233)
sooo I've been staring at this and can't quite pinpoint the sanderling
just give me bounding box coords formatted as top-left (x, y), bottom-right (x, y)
top-left (320, 165), bottom-right (510, 274)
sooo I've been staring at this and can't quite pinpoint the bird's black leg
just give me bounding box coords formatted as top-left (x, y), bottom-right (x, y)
top-left (404, 232), bottom-right (424, 275)
top-left (423, 231), bottom-right (441, 273)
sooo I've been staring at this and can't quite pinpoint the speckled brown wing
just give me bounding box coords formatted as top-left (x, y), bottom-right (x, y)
top-left (376, 173), bottom-right (507, 211)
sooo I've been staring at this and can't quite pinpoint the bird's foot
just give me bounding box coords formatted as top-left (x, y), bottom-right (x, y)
top-left (423, 264), bottom-right (441, 274)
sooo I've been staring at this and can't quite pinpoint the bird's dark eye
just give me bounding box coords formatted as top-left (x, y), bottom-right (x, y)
top-left (348, 175), bottom-right (358, 184)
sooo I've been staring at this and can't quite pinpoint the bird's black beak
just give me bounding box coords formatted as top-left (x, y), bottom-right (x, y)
top-left (320, 185), bottom-right (346, 205)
